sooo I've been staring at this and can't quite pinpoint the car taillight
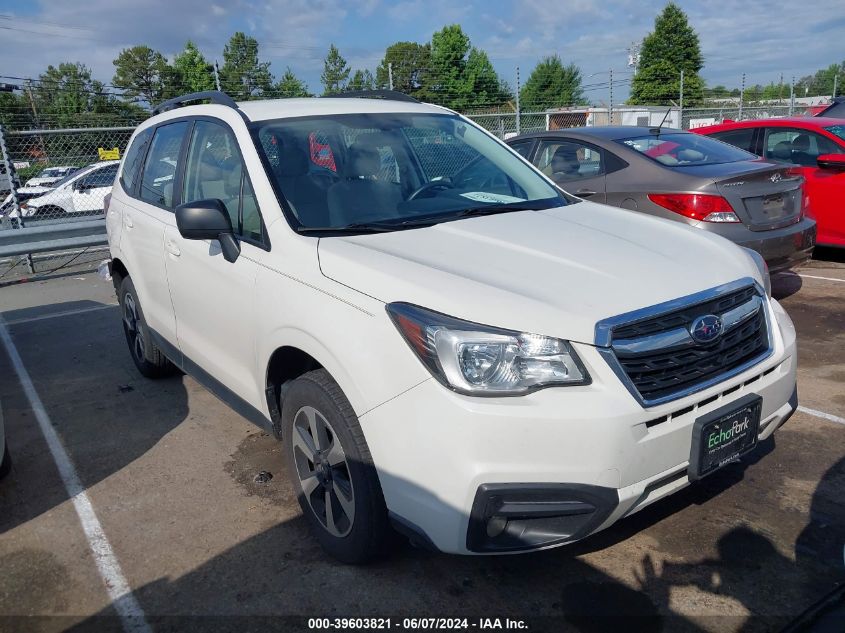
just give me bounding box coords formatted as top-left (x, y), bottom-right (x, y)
top-left (103, 193), bottom-right (111, 214)
top-left (647, 193), bottom-right (741, 223)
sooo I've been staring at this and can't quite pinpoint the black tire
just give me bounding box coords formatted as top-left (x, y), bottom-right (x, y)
top-left (0, 440), bottom-right (10, 479)
top-left (282, 369), bottom-right (389, 564)
top-left (118, 276), bottom-right (172, 378)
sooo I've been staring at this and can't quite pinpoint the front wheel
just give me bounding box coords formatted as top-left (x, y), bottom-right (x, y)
top-left (282, 369), bottom-right (389, 564)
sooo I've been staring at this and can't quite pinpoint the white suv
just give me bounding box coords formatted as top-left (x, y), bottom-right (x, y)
top-left (106, 91), bottom-right (798, 563)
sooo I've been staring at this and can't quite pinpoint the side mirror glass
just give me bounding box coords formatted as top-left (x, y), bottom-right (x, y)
top-left (175, 198), bottom-right (240, 263)
top-left (75, 181), bottom-right (94, 191)
top-left (816, 153), bottom-right (845, 170)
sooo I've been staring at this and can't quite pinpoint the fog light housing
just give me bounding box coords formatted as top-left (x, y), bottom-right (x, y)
top-left (467, 483), bottom-right (618, 552)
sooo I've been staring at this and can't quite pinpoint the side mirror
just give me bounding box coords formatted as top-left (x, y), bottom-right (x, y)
top-left (175, 199), bottom-right (240, 263)
top-left (816, 153), bottom-right (845, 170)
top-left (75, 181), bottom-right (94, 191)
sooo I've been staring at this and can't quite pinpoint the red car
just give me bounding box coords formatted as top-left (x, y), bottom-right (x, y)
top-left (694, 117), bottom-right (845, 247)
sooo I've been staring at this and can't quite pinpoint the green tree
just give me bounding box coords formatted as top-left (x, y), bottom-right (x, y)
top-left (462, 49), bottom-right (511, 110)
top-left (220, 32), bottom-right (273, 100)
top-left (520, 55), bottom-right (584, 111)
top-left (112, 46), bottom-right (180, 105)
top-left (629, 3), bottom-right (704, 105)
top-left (375, 41), bottom-right (431, 96)
top-left (174, 41), bottom-right (214, 93)
top-left (275, 68), bottom-right (311, 97)
top-left (347, 69), bottom-right (375, 91)
top-left (321, 44), bottom-right (351, 94)
top-left (428, 24), bottom-right (471, 107)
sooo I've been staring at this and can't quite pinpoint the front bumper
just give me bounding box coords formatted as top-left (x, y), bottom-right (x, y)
top-left (359, 299), bottom-right (797, 555)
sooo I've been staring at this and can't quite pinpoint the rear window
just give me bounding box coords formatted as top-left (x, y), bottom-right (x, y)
top-left (617, 132), bottom-right (755, 167)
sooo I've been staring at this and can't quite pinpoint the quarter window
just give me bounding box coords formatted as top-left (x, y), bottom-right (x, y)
top-left (120, 128), bottom-right (152, 193)
top-left (508, 139), bottom-right (534, 159)
top-left (140, 122), bottom-right (189, 208)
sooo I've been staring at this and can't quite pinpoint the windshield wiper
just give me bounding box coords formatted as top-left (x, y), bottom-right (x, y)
top-left (296, 202), bottom-right (547, 235)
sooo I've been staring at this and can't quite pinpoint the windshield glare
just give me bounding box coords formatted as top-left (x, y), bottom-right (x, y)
top-left (618, 132), bottom-right (756, 167)
top-left (253, 113), bottom-right (565, 231)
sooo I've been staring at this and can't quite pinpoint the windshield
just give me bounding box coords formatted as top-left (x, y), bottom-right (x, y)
top-left (253, 113), bottom-right (566, 233)
top-left (824, 125), bottom-right (845, 144)
top-left (617, 132), bottom-right (756, 167)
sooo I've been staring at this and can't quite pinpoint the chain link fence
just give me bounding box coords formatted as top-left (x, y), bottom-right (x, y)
top-left (0, 126), bottom-right (132, 281)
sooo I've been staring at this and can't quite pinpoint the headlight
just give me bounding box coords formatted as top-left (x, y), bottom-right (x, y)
top-left (387, 303), bottom-right (590, 395)
top-left (744, 248), bottom-right (771, 298)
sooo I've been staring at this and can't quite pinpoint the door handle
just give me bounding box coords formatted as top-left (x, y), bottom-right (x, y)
top-left (123, 214), bottom-right (133, 229)
top-left (165, 239), bottom-right (181, 257)
top-left (576, 189), bottom-right (597, 198)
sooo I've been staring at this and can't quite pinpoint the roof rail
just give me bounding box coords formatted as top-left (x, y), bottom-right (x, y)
top-left (151, 91), bottom-right (242, 116)
top-left (323, 90), bottom-right (419, 104)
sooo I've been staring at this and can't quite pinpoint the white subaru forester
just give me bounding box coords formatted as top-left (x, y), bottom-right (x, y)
top-left (105, 91), bottom-right (798, 563)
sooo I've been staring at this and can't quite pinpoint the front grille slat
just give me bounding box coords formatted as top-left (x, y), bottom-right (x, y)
top-left (607, 285), bottom-right (770, 404)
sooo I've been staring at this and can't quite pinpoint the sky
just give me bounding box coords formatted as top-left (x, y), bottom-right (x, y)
top-left (1, 0), bottom-right (844, 104)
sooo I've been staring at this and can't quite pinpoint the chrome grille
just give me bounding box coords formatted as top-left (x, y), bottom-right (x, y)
top-left (596, 279), bottom-right (772, 406)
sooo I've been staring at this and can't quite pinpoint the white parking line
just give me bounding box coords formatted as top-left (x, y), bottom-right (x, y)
top-left (0, 317), bottom-right (151, 633)
top-left (798, 273), bottom-right (845, 284)
top-left (798, 405), bottom-right (845, 426)
top-left (3, 303), bottom-right (118, 326)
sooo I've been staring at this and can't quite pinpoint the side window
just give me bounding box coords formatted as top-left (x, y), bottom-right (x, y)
top-left (182, 121), bottom-right (242, 229)
top-left (508, 139), bottom-right (534, 159)
top-left (140, 122), bottom-right (188, 208)
top-left (120, 128), bottom-right (152, 194)
top-left (183, 120), bottom-right (262, 241)
top-left (764, 128), bottom-right (840, 166)
top-left (77, 164), bottom-right (119, 189)
top-left (711, 128), bottom-right (756, 154)
top-left (535, 139), bottom-right (604, 182)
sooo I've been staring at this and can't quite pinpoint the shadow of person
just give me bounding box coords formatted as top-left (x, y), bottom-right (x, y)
top-left (796, 456), bottom-right (845, 571)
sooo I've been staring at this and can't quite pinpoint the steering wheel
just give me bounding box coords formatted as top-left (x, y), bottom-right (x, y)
top-left (408, 179), bottom-right (455, 201)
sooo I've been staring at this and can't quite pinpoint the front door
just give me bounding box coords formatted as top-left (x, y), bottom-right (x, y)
top-left (70, 163), bottom-right (119, 214)
top-left (164, 119), bottom-right (265, 410)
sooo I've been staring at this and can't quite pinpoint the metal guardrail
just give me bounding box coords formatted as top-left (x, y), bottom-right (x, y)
top-left (0, 218), bottom-right (106, 258)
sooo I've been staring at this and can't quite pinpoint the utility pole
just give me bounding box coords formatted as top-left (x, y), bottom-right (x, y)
top-left (608, 68), bottom-right (613, 125)
top-left (738, 73), bottom-right (745, 120)
top-left (388, 63), bottom-right (394, 91)
top-left (679, 70), bottom-right (684, 129)
top-left (515, 66), bottom-right (521, 135)
top-left (789, 77), bottom-right (795, 115)
top-left (214, 60), bottom-right (222, 92)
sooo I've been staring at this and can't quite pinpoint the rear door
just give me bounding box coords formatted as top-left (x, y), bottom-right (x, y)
top-left (532, 138), bottom-right (607, 202)
top-left (761, 126), bottom-right (845, 245)
top-left (124, 121), bottom-right (191, 347)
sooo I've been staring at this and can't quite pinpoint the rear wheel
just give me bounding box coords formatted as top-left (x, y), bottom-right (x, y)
top-left (282, 369), bottom-right (389, 564)
top-left (119, 276), bottom-right (172, 378)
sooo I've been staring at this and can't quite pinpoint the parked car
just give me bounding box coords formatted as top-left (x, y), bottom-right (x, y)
top-left (0, 404), bottom-right (9, 479)
top-left (8, 160), bottom-right (119, 219)
top-left (25, 165), bottom-right (78, 187)
top-left (694, 117), bottom-right (845, 248)
top-left (0, 162), bottom-right (20, 197)
top-left (0, 183), bottom-right (55, 215)
top-left (506, 127), bottom-right (817, 272)
top-left (107, 91), bottom-right (798, 563)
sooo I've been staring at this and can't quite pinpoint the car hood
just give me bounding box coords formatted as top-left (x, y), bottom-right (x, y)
top-left (317, 201), bottom-right (760, 345)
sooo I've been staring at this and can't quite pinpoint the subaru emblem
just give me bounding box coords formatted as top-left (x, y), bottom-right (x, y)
top-left (690, 314), bottom-right (723, 344)
top-left (770, 173), bottom-right (782, 183)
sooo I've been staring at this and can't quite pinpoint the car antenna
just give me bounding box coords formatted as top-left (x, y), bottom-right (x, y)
top-left (650, 102), bottom-right (676, 135)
